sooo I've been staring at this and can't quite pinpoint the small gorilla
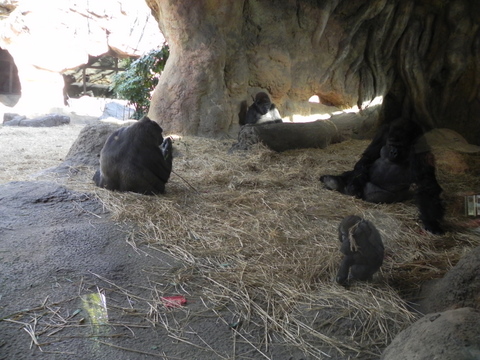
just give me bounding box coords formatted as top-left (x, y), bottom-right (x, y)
top-left (239, 92), bottom-right (283, 125)
top-left (320, 117), bottom-right (444, 234)
top-left (93, 116), bottom-right (173, 195)
top-left (336, 215), bottom-right (384, 286)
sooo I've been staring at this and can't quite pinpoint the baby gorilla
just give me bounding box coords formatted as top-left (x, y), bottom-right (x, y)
top-left (242, 92), bottom-right (283, 125)
top-left (336, 215), bottom-right (384, 286)
top-left (93, 116), bottom-right (172, 194)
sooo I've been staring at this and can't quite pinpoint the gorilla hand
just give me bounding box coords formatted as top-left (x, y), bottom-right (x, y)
top-left (161, 137), bottom-right (173, 161)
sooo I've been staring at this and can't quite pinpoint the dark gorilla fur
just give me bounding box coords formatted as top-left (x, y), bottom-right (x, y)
top-left (336, 215), bottom-right (384, 286)
top-left (93, 116), bottom-right (173, 194)
top-left (320, 117), bottom-right (445, 234)
top-left (239, 92), bottom-right (282, 125)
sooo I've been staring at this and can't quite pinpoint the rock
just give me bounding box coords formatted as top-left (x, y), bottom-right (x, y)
top-left (99, 101), bottom-right (135, 121)
top-left (424, 129), bottom-right (480, 154)
top-left (3, 113), bottom-right (70, 127)
top-left (3, 112), bottom-right (25, 123)
top-left (381, 308), bottom-right (480, 360)
top-left (33, 121), bottom-right (136, 180)
top-left (0, 0), bottom-right (163, 113)
top-left (64, 122), bottom-right (126, 167)
top-left (416, 246), bottom-right (480, 314)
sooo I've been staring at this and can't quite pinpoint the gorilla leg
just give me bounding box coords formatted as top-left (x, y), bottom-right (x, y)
top-left (363, 182), bottom-right (411, 203)
top-left (93, 169), bottom-right (102, 187)
top-left (350, 263), bottom-right (377, 282)
top-left (320, 171), bottom-right (355, 194)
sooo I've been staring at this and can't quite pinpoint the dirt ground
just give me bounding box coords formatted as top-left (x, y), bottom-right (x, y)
top-left (0, 122), bottom-right (308, 359)
top-left (0, 180), bottom-right (307, 359)
top-left (1, 112), bottom-right (479, 360)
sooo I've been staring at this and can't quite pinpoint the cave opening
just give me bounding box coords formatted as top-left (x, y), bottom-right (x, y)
top-left (0, 47), bottom-right (21, 107)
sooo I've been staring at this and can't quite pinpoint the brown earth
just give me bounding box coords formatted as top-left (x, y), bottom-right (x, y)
top-left (0, 123), bottom-right (306, 359)
top-left (1, 115), bottom-right (479, 360)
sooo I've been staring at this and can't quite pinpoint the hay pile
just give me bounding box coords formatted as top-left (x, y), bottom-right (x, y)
top-left (74, 136), bottom-right (479, 358)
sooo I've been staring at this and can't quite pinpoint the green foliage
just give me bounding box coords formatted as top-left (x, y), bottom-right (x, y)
top-left (111, 46), bottom-right (169, 119)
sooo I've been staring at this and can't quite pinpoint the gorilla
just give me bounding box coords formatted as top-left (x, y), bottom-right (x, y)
top-left (93, 116), bottom-right (173, 194)
top-left (336, 215), bottom-right (384, 286)
top-left (239, 92), bottom-right (283, 125)
top-left (320, 117), bottom-right (445, 234)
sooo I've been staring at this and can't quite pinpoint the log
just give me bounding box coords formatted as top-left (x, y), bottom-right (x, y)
top-left (230, 111), bottom-right (376, 152)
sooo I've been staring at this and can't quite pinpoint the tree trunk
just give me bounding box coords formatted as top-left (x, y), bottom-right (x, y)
top-left (146, 0), bottom-right (480, 145)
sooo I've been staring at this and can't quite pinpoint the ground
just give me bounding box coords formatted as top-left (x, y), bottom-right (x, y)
top-left (0, 114), bottom-right (479, 360)
top-left (0, 124), bottom-right (309, 359)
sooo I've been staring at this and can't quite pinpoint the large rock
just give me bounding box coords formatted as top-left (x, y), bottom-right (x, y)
top-left (416, 246), bottom-right (480, 314)
top-left (3, 113), bottom-right (70, 127)
top-left (146, 0), bottom-right (480, 143)
top-left (63, 122), bottom-right (129, 167)
top-left (381, 308), bottom-right (480, 360)
top-left (0, 0), bottom-right (163, 114)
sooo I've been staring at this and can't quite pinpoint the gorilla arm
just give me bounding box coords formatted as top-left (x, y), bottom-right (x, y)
top-left (410, 150), bottom-right (445, 234)
top-left (336, 255), bottom-right (355, 285)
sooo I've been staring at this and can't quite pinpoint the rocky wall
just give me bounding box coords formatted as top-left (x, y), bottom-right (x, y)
top-left (146, 0), bottom-right (480, 143)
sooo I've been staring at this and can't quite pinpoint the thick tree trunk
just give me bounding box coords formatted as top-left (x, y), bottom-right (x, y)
top-left (146, 0), bottom-right (480, 145)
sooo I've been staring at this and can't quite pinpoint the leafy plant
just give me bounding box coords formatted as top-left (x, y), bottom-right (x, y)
top-left (110, 45), bottom-right (169, 119)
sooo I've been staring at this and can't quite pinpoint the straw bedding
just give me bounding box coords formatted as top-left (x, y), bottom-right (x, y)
top-left (81, 136), bottom-right (479, 358)
top-left (3, 125), bottom-right (477, 357)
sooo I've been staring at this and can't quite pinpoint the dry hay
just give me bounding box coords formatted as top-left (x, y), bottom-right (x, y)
top-left (4, 126), bottom-right (477, 358)
top-left (75, 136), bottom-right (480, 358)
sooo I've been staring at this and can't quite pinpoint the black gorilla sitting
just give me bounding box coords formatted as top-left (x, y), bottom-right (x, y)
top-left (321, 117), bottom-right (444, 234)
top-left (336, 215), bottom-right (384, 286)
top-left (240, 92), bottom-right (283, 125)
top-left (93, 116), bottom-right (173, 194)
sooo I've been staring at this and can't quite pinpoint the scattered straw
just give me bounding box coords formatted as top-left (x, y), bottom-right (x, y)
top-left (84, 136), bottom-right (479, 357)
top-left (3, 130), bottom-right (479, 358)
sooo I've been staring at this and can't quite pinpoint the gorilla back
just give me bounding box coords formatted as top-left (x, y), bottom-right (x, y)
top-left (336, 215), bottom-right (384, 286)
top-left (93, 116), bottom-right (173, 195)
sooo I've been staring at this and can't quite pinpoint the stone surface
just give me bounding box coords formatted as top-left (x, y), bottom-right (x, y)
top-left (0, 0), bottom-right (163, 114)
top-left (3, 113), bottom-right (70, 127)
top-left (380, 307), bottom-right (480, 360)
top-left (230, 111), bottom-right (370, 152)
top-left (416, 246), bottom-right (480, 314)
top-left (99, 101), bottom-right (135, 121)
top-left (146, 0), bottom-right (480, 144)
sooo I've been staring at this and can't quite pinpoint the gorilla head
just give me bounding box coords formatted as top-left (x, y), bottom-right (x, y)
top-left (240, 91), bottom-right (283, 125)
top-left (252, 92), bottom-right (272, 115)
top-left (382, 118), bottom-right (417, 162)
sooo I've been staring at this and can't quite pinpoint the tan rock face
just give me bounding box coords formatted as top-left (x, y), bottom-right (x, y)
top-left (381, 308), bottom-right (480, 360)
top-left (0, 0), bottom-right (162, 114)
top-left (147, 0), bottom-right (480, 143)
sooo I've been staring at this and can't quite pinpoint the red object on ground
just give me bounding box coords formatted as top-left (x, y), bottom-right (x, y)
top-left (161, 295), bottom-right (187, 308)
